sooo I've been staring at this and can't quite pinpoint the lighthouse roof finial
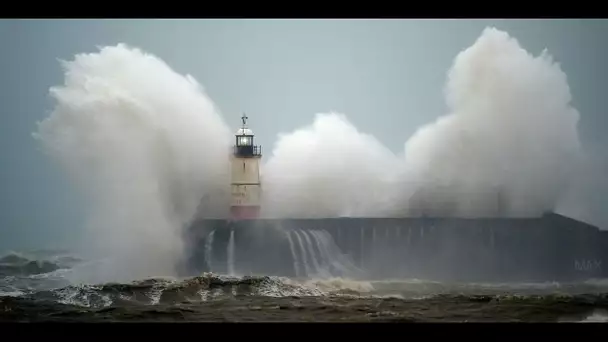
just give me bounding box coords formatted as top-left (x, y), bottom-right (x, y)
top-left (236, 112), bottom-right (253, 136)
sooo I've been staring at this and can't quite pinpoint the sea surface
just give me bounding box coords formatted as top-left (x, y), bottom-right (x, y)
top-left (1, 249), bottom-right (608, 322)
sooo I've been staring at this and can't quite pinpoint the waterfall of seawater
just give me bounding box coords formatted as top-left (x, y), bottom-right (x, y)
top-left (205, 230), bottom-right (215, 271)
top-left (324, 230), bottom-right (360, 275)
top-left (360, 227), bottom-right (365, 269)
top-left (227, 229), bottom-right (235, 276)
top-left (285, 231), bottom-right (301, 277)
top-left (371, 228), bottom-right (377, 262)
top-left (302, 230), bottom-right (322, 276)
top-left (407, 227), bottom-right (411, 246)
top-left (201, 227), bottom-right (359, 279)
top-left (293, 230), bottom-right (311, 276)
top-left (284, 228), bottom-right (360, 279)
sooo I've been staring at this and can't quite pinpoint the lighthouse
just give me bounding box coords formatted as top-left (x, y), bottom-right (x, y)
top-left (230, 113), bottom-right (262, 220)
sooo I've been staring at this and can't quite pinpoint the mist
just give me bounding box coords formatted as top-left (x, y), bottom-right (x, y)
top-left (33, 27), bottom-right (595, 281)
top-left (263, 27), bottom-right (582, 219)
top-left (34, 44), bottom-right (232, 282)
top-left (556, 152), bottom-right (608, 228)
top-left (261, 112), bottom-right (404, 218)
top-left (402, 27), bottom-right (581, 218)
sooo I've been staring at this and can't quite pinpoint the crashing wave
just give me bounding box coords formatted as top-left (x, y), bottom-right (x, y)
top-left (0, 260), bottom-right (61, 277)
top-left (0, 251), bottom-right (83, 277)
top-left (21, 273), bottom-right (328, 308)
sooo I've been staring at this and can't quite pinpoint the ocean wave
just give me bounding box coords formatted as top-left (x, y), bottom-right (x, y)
top-left (3, 249), bottom-right (608, 315)
top-left (302, 277), bottom-right (375, 295)
top-left (580, 310), bottom-right (608, 322)
top-left (2, 276), bottom-right (608, 322)
top-left (0, 251), bottom-right (83, 277)
top-left (16, 273), bottom-right (326, 308)
top-left (0, 260), bottom-right (61, 277)
top-left (0, 252), bottom-right (30, 265)
top-left (4, 273), bottom-right (608, 310)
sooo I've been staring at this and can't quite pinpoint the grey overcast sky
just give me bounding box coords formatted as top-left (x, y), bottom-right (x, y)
top-left (0, 19), bottom-right (606, 252)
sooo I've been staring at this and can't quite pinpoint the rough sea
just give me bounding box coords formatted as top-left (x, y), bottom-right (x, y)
top-left (15, 26), bottom-right (608, 324)
top-left (2, 250), bottom-right (608, 322)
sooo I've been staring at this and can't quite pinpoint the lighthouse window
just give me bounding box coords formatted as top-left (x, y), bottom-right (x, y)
top-left (238, 136), bottom-right (252, 146)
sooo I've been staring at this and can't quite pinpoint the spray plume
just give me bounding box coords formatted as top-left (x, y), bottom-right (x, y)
top-left (34, 44), bottom-right (232, 282)
top-left (261, 112), bottom-right (404, 218)
top-left (401, 28), bottom-right (581, 217)
top-left (35, 27), bottom-right (586, 281)
top-left (263, 27), bottom-right (582, 219)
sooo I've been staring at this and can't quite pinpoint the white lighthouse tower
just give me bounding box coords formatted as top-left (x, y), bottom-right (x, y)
top-left (230, 113), bottom-right (262, 220)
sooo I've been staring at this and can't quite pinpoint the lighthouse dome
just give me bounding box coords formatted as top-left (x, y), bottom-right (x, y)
top-left (236, 127), bottom-right (254, 136)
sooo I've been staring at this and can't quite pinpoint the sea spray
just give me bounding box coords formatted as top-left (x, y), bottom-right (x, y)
top-left (261, 27), bottom-right (582, 219)
top-left (34, 27), bottom-right (586, 283)
top-left (403, 27), bottom-right (581, 218)
top-left (261, 112), bottom-right (404, 219)
top-left (34, 44), bottom-right (232, 283)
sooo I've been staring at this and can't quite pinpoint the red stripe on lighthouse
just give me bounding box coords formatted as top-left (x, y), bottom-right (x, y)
top-left (230, 206), bottom-right (260, 220)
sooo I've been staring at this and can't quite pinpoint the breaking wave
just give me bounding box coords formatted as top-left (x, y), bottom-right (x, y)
top-left (2, 250), bottom-right (608, 323)
top-left (5, 271), bottom-right (608, 308)
top-left (2, 273), bottom-right (608, 322)
top-left (0, 251), bottom-right (81, 277)
top-left (20, 24), bottom-right (608, 322)
top-left (32, 25), bottom-right (599, 285)
top-left (11, 274), bottom-right (325, 308)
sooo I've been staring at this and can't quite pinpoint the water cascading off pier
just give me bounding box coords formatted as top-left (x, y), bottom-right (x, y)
top-left (186, 214), bottom-right (608, 282)
top-left (186, 220), bottom-right (361, 279)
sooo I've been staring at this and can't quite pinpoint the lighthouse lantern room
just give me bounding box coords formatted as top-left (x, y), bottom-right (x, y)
top-left (230, 113), bottom-right (262, 220)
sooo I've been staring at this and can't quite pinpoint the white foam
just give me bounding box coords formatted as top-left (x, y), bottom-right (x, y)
top-left (35, 44), bottom-right (232, 283)
top-left (580, 311), bottom-right (608, 322)
top-left (35, 27), bottom-right (591, 285)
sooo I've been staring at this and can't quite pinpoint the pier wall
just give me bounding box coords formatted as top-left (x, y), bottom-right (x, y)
top-left (184, 213), bottom-right (606, 282)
